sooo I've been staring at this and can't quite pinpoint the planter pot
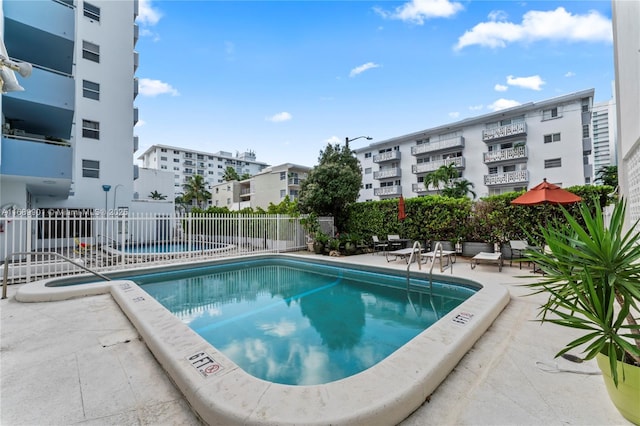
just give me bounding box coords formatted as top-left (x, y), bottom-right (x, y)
top-left (462, 242), bottom-right (493, 257)
top-left (313, 242), bottom-right (325, 255)
top-left (596, 353), bottom-right (640, 425)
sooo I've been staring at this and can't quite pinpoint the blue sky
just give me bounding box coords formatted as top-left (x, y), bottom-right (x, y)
top-left (133, 0), bottom-right (614, 167)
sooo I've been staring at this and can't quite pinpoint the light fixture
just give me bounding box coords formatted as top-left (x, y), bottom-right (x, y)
top-left (345, 136), bottom-right (372, 149)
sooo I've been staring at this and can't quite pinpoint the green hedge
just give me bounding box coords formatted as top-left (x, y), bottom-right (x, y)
top-left (344, 185), bottom-right (615, 247)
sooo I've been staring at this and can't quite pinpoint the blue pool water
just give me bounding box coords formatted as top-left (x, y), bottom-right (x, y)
top-left (136, 258), bottom-right (476, 385)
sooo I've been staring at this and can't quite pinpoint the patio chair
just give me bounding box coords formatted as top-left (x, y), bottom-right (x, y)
top-left (508, 240), bottom-right (529, 268)
top-left (371, 236), bottom-right (388, 255)
top-left (387, 234), bottom-right (404, 250)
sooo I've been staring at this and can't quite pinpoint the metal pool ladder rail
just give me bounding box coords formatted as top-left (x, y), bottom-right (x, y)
top-left (2, 251), bottom-right (111, 299)
top-left (405, 241), bottom-right (423, 292)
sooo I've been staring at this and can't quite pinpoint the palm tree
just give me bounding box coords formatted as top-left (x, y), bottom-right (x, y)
top-left (222, 167), bottom-right (240, 182)
top-left (442, 179), bottom-right (476, 199)
top-left (425, 163), bottom-right (460, 194)
top-left (148, 190), bottom-right (167, 200)
top-left (595, 165), bottom-right (618, 188)
top-left (182, 175), bottom-right (211, 209)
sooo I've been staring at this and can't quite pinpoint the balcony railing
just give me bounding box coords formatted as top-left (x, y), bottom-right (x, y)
top-left (484, 170), bottom-right (529, 186)
top-left (483, 146), bottom-right (527, 164)
top-left (482, 123), bottom-right (527, 142)
top-left (412, 157), bottom-right (465, 174)
top-left (288, 177), bottom-right (304, 185)
top-left (372, 150), bottom-right (401, 163)
top-left (374, 185), bottom-right (402, 197)
top-left (373, 167), bottom-right (402, 180)
top-left (411, 137), bottom-right (464, 155)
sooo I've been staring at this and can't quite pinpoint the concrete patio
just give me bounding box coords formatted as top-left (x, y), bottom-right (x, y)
top-left (0, 252), bottom-right (631, 425)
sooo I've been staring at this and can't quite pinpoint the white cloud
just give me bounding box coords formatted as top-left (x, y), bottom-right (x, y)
top-left (469, 104), bottom-right (484, 111)
top-left (135, 119), bottom-right (146, 128)
top-left (138, 78), bottom-right (179, 96)
top-left (565, 71), bottom-right (576, 77)
top-left (374, 0), bottom-right (464, 24)
top-left (266, 112), bottom-right (292, 123)
top-left (455, 7), bottom-right (612, 50)
top-left (488, 98), bottom-right (521, 111)
top-left (349, 62), bottom-right (381, 77)
top-left (494, 84), bottom-right (508, 92)
top-left (506, 75), bottom-right (545, 91)
top-left (136, 0), bottom-right (162, 26)
top-left (326, 136), bottom-right (341, 144)
top-left (449, 111), bottom-right (460, 119)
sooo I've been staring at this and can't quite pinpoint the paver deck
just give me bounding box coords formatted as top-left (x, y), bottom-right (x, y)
top-left (0, 252), bottom-right (630, 425)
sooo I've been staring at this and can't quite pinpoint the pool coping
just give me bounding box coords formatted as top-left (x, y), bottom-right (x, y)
top-left (15, 253), bottom-right (510, 425)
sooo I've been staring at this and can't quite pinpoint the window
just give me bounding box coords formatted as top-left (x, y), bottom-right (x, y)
top-left (364, 152), bottom-right (372, 159)
top-left (365, 183), bottom-right (372, 189)
top-left (82, 80), bottom-right (100, 100)
top-left (160, 165), bottom-right (167, 170)
top-left (82, 119), bottom-right (99, 139)
top-left (174, 150), bottom-right (180, 154)
top-left (160, 156), bottom-right (167, 161)
top-left (161, 148), bottom-right (167, 152)
top-left (542, 107), bottom-right (558, 120)
top-left (544, 158), bottom-right (562, 168)
top-left (82, 41), bottom-right (100, 63)
top-left (173, 166), bottom-right (179, 171)
top-left (280, 189), bottom-right (286, 198)
top-left (365, 167), bottom-right (372, 174)
top-left (416, 138), bottom-right (430, 145)
top-left (280, 172), bottom-right (286, 180)
top-left (173, 158), bottom-right (179, 163)
top-left (503, 165), bottom-right (516, 173)
top-left (82, 160), bottom-right (100, 178)
top-left (488, 166), bottom-right (498, 174)
top-left (581, 97), bottom-right (590, 112)
top-left (582, 124), bottom-right (590, 138)
top-left (83, 2), bottom-right (100, 21)
top-left (544, 133), bottom-right (561, 144)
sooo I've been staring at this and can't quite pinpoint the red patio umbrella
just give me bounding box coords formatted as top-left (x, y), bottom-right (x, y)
top-left (398, 195), bottom-right (407, 220)
top-left (511, 178), bottom-right (582, 205)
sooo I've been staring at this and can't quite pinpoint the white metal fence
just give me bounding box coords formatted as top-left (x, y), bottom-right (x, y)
top-left (0, 211), bottom-right (333, 284)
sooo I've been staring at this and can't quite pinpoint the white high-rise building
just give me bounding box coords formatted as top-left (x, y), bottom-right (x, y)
top-left (612, 0), bottom-right (640, 226)
top-left (592, 97), bottom-right (617, 178)
top-left (1, 0), bottom-right (138, 213)
top-left (137, 144), bottom-right (270, 199)
top-left (356, 89), bottom-right (595, 201)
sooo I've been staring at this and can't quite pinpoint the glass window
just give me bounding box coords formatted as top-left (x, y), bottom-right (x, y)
top-left (83, 2), bottom-right (100, 21)
top-left (544, 133), bottom-right (561, 143)
top-left (544, 158), bottom-right (562, 168)
top-left (82, 159), bottom-right (100, 178)
top-left (82, 80), bottom-right (100, 100)
top-left (82, 41), bottom-right (100, 63)
top-left (82, 119), bottom-right (99, 139)
top-left (542, 107), bottom-right (558, 120)
top-left (364, 152), bottom-right (372, 158)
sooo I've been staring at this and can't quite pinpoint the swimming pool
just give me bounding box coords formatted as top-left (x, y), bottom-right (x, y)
top-left (137, 258), bottom-right (476, 385)
top-left (16, 254), bottom-right (509, 425)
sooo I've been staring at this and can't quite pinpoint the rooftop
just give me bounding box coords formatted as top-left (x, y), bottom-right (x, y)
top-left (0, 252), bottom-right (630, 425)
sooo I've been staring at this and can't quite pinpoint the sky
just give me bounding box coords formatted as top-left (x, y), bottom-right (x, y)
top-left (133, 0), bottom-right (615, 168)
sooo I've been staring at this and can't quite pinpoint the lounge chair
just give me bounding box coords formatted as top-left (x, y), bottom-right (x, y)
top-left (371, 236), bottom-right (388, 255)
top-left (508, 240), bottom-right (529, 268)
top-left (470, 252), bottom-right (503, 272)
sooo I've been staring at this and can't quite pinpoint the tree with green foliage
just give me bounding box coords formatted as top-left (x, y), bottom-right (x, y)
top-left (425, 163), bottom-right (460, 194)
top-left (182, 174), bottom-right (211, 209)
top-left (595, 165), bottom-right (618, 188)
top-left (240, 173), bottom-right (252, 180)
top-left (298, 143), bottom-right (362, 231)
top-left (222, 167), bottom-right (240, 181)
top-left (441, 178), bottom-right (476, 199)
top-left (148, 190), bottom-right (167, 200)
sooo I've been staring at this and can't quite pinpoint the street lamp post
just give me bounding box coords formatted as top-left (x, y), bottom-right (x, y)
top-left (113, 184), bottom-right (124, 212)
top-left (345, 135), bottom-right (372, 149)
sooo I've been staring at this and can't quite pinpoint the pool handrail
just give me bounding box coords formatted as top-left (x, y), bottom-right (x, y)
top-left (2, 251), bottom-right (111, 299)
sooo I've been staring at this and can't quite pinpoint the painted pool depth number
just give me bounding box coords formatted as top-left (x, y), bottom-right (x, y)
top-left (188, 351), bottom-right (224, 378)
top-left (452, 311), bottom-right (474, 326)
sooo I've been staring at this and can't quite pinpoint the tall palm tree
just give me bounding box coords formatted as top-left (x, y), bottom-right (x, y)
top-left (222, 166), bottom-right (240, 182)
top-left (182, 175), bottom-right (211, 209)
top-left (148, 190), bottom-right (167, 200)
top-left (442, 179), bottom-right (476, 199)
top-left (425, 163), bottom-right (460, 194)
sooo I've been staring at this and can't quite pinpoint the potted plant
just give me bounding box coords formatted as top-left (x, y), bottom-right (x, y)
top-left (313, 231), bottom-right (329, 255)
top-left (525, 199), bottom-right (640, 424)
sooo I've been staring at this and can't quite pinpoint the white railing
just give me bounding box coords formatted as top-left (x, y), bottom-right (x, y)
top-left (412, 157), bottom-right (465, 174)
top-left (482, 123), bottom-right (527, 142)
top-left (411, 137), bottom-right (464, 155)
top-left (483, 170), bottom-right (529, 186)
top-left (0, 212), bottom-right (330, 284)
top-left (372, 150), bottom-right (401, 163)
top-left (483, 146), bottom-right (527, 164)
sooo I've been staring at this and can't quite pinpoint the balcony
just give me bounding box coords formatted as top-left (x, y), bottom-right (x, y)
top-left (373, 167), bottom-right (401, 180)
top-left (412, 157), bottom-right (465, 174)
top-left (484, 170), bottom-right (529, 186)
top-left (133, 136), bottom-right (139, 153)
top-left (374, 185), bottom-right (402, 197)
top-left (483, 146), bottom-right (528, 164)
top-left (4, 0), bottom-right (75, 75)
top-left (1, 135), bottom-right (72, 197)
top-left (134, 77), bottom-right (139, 99)
top-left (288, 177), bottom-right (304, 185)
top-left (482, 123), bottom-right (527, 142)
top-left (3, 65), bottom-right (75, 140)
top-left (133, 107), bottom-right (139, 125)
top-left (134, 51), bottom-right (139, 72)
top-left (411, 137), bottom-right (464, 155)
top-left (582, 138), bottom-right (592, 153)
top-left (372, 150), bottom-right (401, 163)
top-left (412, 183), bottom-right (427, 193)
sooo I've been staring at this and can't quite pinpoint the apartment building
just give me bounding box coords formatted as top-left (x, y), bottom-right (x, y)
top-left (211, 163), bottom-right (310, 211)
top-left (612, 0), bottom-right (640, 225)
top-left (137, 144), bottom-right (270, 198)
top-left (356, 89), bottom-right (595, 201)
top-left (592, 97), bottom-right (617, 176)
top-left (1, 0), bottom-right (138, 213)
